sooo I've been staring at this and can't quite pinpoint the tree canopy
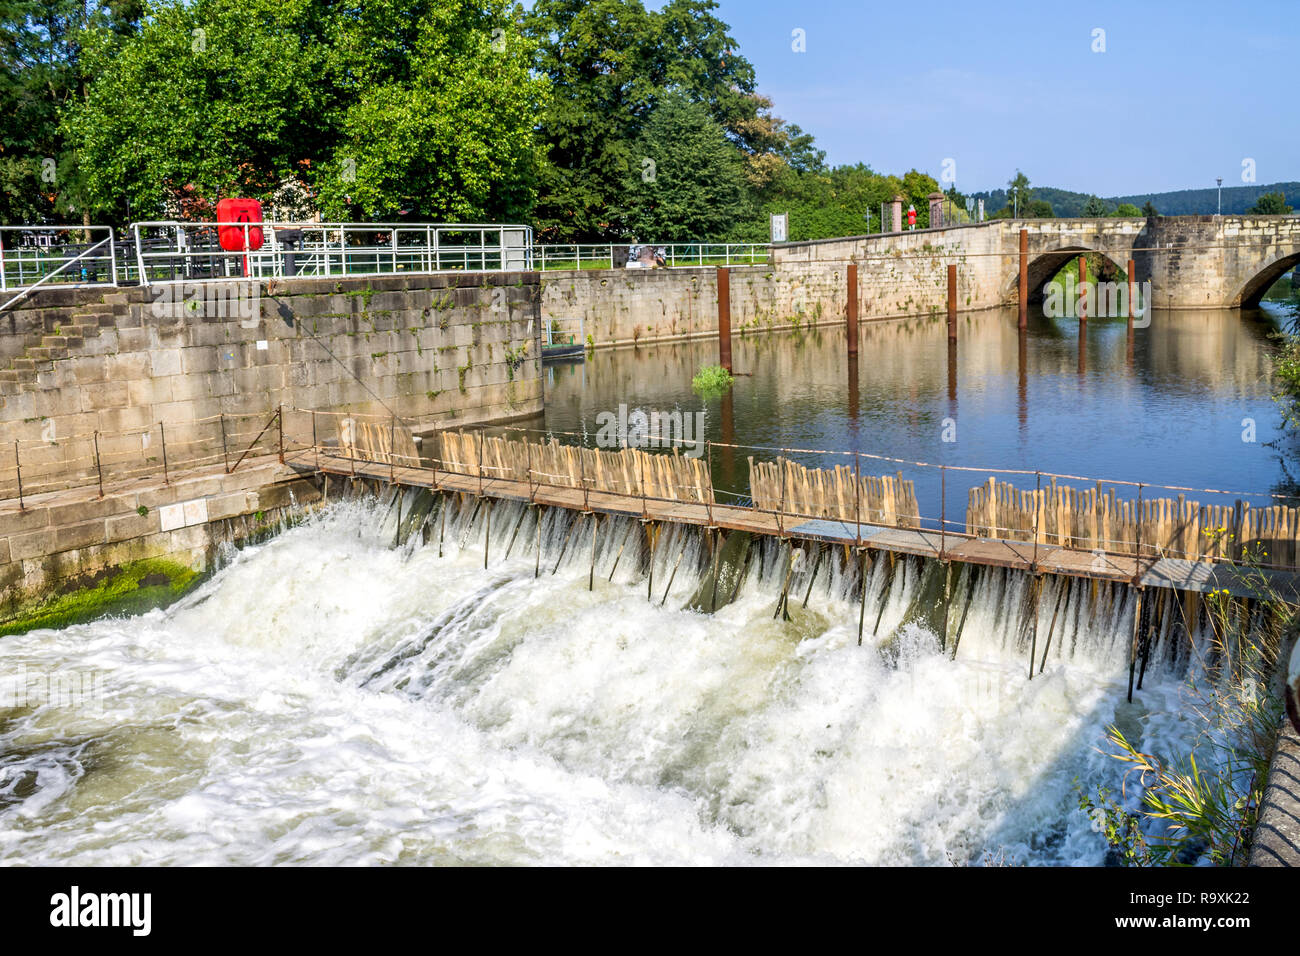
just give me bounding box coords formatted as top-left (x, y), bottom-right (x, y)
top-left (58, 0), bottom-right (545, 223)
top-left (2, 0), bottom-right (1201, 241)
top-left (1248, 191), bottom-right (1292, 215)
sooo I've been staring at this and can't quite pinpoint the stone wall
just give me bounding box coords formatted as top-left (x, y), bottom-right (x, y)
top-left (0, 273), bottom-right (543, 495)
top-left (0, 455), bottom-right (323, 630)
top-left (538, 265), bottom-right (854, 350)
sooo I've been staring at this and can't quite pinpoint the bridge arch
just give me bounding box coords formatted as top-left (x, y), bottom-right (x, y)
top-left (1005, 246), bottom-right (1131, 305)
top-left (1231, 249), bottom-right (1300, 308)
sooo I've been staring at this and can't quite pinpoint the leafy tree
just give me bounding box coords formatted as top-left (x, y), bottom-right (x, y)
top-left (1111, 202), bottom-right (1142, 217)
top-left (1082, 195), bottom-right (1108, 217)
top-left (0, 0), bottom-right (143, 224)
top-left (523, 0), bottom-right (805, 240)
top-left (1142, 200), bottom-right (1158, 217)
top-left (63, 0), bottom-right (543, 223)
top-left (620, 92), bottom-right (746, 240)
top-left (64, 0), bottom-right (339, 221)
top-left (1004, 170), bottom-right (1032, 217)
top-left (1027, 198), bottom-right (1055, 218)
top-left (1248, 191), bottom-right (1292, 214)
top-left (312, 1), bottom-right (546, 221)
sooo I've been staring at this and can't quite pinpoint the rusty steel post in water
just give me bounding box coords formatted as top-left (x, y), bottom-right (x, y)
top-left (846, 263), bottom-right (859, 357)
top-left (1078, 255), bottom-right (1088, 326)
top-left (716, 267), bottom-right (732, 373)
top-left (1127, 258), bottom-right (1137, 334)
top-left (946, 264), bottom-right (957, 340)
top-left (1018, 229), bottom-right (1028, 330)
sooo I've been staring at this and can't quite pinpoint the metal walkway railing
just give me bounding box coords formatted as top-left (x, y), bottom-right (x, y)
top-left (0, 222), bottom-right (771, 304)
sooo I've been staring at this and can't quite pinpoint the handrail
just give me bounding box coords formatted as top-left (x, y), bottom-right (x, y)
top-left (0, 235), bottom-right (115, 314)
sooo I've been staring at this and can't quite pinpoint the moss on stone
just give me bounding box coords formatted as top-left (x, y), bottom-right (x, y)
top-left (0, 558), bottom-right (202, 638)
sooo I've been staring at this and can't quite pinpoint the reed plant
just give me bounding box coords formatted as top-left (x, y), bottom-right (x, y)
top-left (1079, 539), bottom-right (1293, 865)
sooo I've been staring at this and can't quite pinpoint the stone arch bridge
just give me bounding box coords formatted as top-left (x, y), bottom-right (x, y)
top-left (773, 216), bottom-right (1300, 314)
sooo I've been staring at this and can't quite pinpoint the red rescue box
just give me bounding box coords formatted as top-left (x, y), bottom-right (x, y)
top-left (216, 198), bottom-right (264, 251)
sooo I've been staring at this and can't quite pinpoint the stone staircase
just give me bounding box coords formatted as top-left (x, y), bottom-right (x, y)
top-left (0, 286), bottom-right (131, 398)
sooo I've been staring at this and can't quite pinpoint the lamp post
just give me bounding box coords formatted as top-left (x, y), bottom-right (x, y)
top-left (1217, 177), bottom-right (1223, 216)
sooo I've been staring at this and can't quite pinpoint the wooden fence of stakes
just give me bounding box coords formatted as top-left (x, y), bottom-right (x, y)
top-left (967, 476), bottom-right (1300, 567)
top-left (749, 457), bottom-right (921, 528)
top-left (438, 431), bottom-right (714, 502)
top-left (338, 418), bottom-right (421, 467)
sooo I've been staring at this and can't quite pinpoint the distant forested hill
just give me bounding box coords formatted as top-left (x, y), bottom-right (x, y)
top-left (970, 182), bottom-right (1300, 217)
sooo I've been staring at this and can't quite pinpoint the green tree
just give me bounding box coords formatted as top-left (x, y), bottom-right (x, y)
top-left (1082, 195), bottom-right (1108, 217)
top-left (1111, 202), bottom-right (1142, 217)
top-left (620, 92), bottom-right (746, 240)
top-left (313, 1), bottom-right (546, 220)
top-left (63, 0), bottom-right (543, 223)
top-left (1248, 191), bottom-right (1292, 214)
top-left (0, 0), bottom-right (143, 224)
top-left (1142, 200), bottom-right (1159, 217)
top-left (1027, 198), bottom-right (1055, 218)
top-left (64, 0), bottom-right (338, 220)
top-left (1005, 170), bottom-right (1032, 217)
top-left (523, 0), bottom-right (803, 240)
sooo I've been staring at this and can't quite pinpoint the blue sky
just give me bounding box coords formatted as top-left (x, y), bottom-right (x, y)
top-left (690, 0), bottom-right (1298, 196)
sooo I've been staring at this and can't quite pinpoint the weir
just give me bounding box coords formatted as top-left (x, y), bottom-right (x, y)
top-left (319, 463), bottom-right (1286, 706)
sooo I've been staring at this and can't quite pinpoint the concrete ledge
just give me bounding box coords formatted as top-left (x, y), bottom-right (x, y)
top-left (1252, 719), bottom-right (1300, 866)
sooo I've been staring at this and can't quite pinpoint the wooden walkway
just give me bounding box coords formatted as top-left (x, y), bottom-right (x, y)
top-left (298, 451), bottom-right (1300, 600)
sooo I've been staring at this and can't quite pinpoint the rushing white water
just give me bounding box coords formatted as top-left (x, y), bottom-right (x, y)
top-left (0, 492), bottom-right (1211, 865)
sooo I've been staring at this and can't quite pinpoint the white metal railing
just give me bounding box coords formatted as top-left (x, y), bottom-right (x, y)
top-left (0, 236), bottom-right (116, 313)
top-left (0, 225), bottom-right (118, 295)
top-left (533, 242), bottom-right (770, 271)
top-left (0, 223), bottom-right (767, 293)
top-left (129, 221), bottom-right (533, 286)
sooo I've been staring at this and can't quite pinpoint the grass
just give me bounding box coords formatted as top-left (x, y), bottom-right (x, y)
top-left (691, 363), bottom-right (735, 397)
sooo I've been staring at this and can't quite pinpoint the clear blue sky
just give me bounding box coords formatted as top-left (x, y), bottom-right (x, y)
top-left (689, 0), bottom-right (1298, 196)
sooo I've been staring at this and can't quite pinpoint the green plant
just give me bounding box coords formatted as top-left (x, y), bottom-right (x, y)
top-left (691, 363), bottom-right (734, 397)
top-left (1083, 540), bottom-right (1290, 866)
top-left (136, 505), bottom-right (149, 517)
top-left (503, 343), bottom-right (528, 380)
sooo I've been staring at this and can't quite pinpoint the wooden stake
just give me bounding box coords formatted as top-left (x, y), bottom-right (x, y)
top-left (857, 549), bottom-right (869, 646)
top-left (774, 542), bottom-right (797, 620)
top-left (1039, 578), bottom-right (1065, 674)
top-left (1127, 588), bottom-right (1144, 702)
top-left (940, 561), bottom-right (953, 652)
top-left (709, 527), bottom-right (722, 613)
top-left (1027, 576), bottom-right (1041, 681)
top-left (607, 521), bottom-right (634, 582)
top-left (504, 504), bottom-right (527, 561)
top-left (535, 506), bottom-right (544, 578)
top-left (801, 543), bottom-right (823, 608)
top-left (552, 512), bottom-right (578, 575)
top-left (661, 531), bottom-right (689, 607)
top-left (873, 553), bottom-right (897, 636)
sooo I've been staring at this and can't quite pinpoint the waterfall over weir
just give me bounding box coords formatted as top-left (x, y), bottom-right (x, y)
top-left (0, 485), bottom-right (1253, 866)
top-left (374, 482), bottom-right (1195, 682)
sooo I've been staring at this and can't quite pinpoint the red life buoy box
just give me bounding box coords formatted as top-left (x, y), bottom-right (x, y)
top-left (216, 198), bottom-right (264, 251)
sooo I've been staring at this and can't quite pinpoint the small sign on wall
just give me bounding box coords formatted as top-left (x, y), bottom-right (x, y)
top-left (770, 213), bottom-right (788, 244)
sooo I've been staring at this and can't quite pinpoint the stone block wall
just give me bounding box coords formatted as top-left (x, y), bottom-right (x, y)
top-left (0, 273), bottom-right (543, 495)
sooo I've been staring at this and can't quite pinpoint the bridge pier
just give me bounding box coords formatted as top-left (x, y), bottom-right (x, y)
top-left (1018, 229), bottom-right (1029, 329)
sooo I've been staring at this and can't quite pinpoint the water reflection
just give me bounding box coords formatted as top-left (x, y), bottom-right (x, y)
top-left (539, 306), bottom-right (1287, 507)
